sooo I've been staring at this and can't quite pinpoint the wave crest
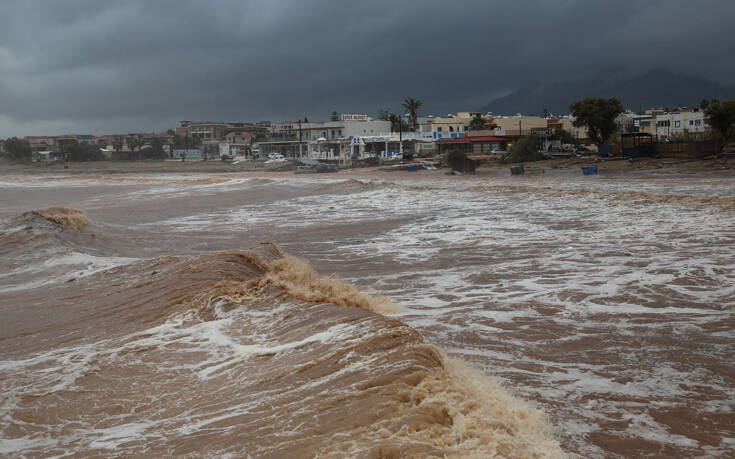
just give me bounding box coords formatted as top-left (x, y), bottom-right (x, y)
top-left (258, 249), bottom-right (404, 315)
top-left (34, 207), bottom-right (91, 230)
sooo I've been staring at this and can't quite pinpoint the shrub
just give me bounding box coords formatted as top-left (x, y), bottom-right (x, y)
top-left (507, 135), bottom-right (543, 163)
top-left (447, 150), bottom-right (467, 170)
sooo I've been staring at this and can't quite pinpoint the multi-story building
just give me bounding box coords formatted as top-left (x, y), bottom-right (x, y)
top-left (179, 121), bottom-right (269, 141)
top-left (25, 136), bottom-right (58, 151)
top-left (556, 117), bottom-right (590, 142)
top-left (632, 109), bottom-right (665, 135)
top-left (219, 131), bottom-right (255, 157)
top-left (270, 121), bottom-right (301, 139)
top-left (654, 109), bottom-right (708, 139)
top-left (429, 112), bottom-right (478, 140)
top-left (224, 131), bottom-right (255, 145)
top-left (632, 114), bottom-right (655, 134)
top-left (490, 116), bottom-right (548, 136)
top-left (184, 122), bottom-right (231, 141)
top-left (256, 116), bottom-right (391, 160)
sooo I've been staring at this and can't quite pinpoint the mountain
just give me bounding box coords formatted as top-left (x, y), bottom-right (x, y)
top-left (480, 69), bottom-right (733, 115)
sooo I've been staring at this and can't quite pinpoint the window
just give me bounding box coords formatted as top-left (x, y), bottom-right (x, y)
top-left (437, 127), bottom-right (442, 132)
top-left (695, 119), bottom-right (701, 126)
top-left (338, 130), bottom-right (342, 136)
top-left (690, 120), bottom-right (694, 126)
top-left (449, 126), bottom-right (454, 132)
top-left (675, 120), bottom-right (680, 128)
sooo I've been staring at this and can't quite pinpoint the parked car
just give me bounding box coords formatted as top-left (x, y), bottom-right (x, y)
top-left (265, 153), bottom-right (287, 163)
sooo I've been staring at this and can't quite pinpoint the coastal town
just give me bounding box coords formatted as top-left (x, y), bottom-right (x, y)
top-left (2, 97), bottom-right (732, 171)
top-left (5, 0), bottom-right (735, 456)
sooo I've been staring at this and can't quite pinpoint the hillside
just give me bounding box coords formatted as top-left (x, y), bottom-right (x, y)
top-left (481, 69), bottom-right (733, 115)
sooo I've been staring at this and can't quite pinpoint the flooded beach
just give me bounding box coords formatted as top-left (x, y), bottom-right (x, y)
top-left (1, 168), bottom-right (733, 457)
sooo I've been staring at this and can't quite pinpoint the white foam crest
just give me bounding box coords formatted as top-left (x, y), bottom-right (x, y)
top-left (0, 252), bottom-right (138, 292)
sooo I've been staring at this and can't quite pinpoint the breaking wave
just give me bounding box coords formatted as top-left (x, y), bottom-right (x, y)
top-left (33, 207), bottom-right (92, 231)
top-left (0, 210), bottom-right (563, 457)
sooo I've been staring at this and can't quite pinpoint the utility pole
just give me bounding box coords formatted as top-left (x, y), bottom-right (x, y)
top-left (298, 120), bottom-right (303, 159)
top-left (399, 116), bottom-right (403, 154)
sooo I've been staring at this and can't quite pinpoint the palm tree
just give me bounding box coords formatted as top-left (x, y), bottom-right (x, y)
top-left (469, 114), bottom-right (486, 131)
top-left (402, 97), bottom-right (423, 131)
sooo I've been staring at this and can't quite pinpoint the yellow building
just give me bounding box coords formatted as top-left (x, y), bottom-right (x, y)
top-left (558, 118), bottom-right (589, 141)
top-left (490, 116), bottom-right (547, 136)
top-left (429, 112), bottom-right (480, 140)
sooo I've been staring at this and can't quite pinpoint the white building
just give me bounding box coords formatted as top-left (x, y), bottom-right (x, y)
top-left (254, 116), bottom-right (391, 161)
top-left (654, 110), bottom-right (708, 139)
top-left (301, 117), bottom-right (391, 159)
top-left (429, 112), bottom-right (476, 141)
top-left (345, 132), bottom-right (428, 160)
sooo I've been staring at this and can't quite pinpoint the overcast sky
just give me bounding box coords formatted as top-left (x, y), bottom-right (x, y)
top-left (1, 0), bottom-right (733, 137)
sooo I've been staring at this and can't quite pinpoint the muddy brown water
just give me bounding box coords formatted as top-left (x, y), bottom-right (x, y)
top-left (0, 170), bottom-right (733, 457)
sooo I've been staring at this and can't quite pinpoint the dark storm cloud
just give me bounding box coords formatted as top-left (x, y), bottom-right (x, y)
top-left (1, 0), bottom-right (733, 136)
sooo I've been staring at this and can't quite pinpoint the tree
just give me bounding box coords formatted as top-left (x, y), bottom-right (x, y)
top-left (551, 128), bottom-right (578, 145)
top-left (303, 117), bottom-right (309, 123)
top-left (4, 137), bottom-right (32, 161)
top-left (126, 135), bottom-right (141, 160)
top-left (145, 137), bottom-right (167, 160)
top-left (705, 99), bottom-right (735, 157)
top-left (5, 137), bottom-right (33, 161)
top-left (330, 111), bottom-right (340, 121)
top-left (446, 150), bottom-right (467, 171)
top-left (402, 97), bottom-right (423, 131)
top-left (66, 140), bottom-right (106, 161)
top-left (700, 99), bottom-right (710, 111)
top-left (469, 114), bottom-right (486, 131)
top-left (387, 113), bottom-right (408, 133)
top-left (508, 134), bottom-right (543, 163)
top-left (112, 136), bottom-right (124, 154)
top-left (569, 97), bottom-right (624, 146)
top-left (378, 109), bottom-right (390, 121)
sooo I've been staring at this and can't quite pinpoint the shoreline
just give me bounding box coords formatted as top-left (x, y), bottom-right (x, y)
top-left (1, 156), bottom-right (734, 178)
